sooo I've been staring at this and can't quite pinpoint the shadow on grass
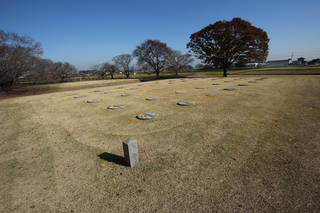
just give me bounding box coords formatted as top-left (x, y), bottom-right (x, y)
top-left (98, 152), bottom-right (128, 167)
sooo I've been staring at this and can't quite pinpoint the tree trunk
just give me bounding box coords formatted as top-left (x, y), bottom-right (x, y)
top-left (223, 67), bottom-right (227, 77)
top-left (156, 70), bottom-right (160, 78)
top-left (124, 70), bottom-right (130, 78)
top-left (111, 74), bottom-right (114, 79)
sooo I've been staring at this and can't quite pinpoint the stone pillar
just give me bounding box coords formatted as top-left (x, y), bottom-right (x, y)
top-left (122, 139), bottom-right (139, 167)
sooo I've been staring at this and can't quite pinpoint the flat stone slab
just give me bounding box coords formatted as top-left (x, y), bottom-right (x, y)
top-left (238, 84), bottom-right (248, 86)
top-left (212, 83), bottom-right (220, 85)
top-left (224, 81), bottom-right (231, 83)
top-left (233, 78), bottom-right (241, 80)
top-left (195, 87), bottom-right (206, 89)
top-left (177, 101), bottom-right (196, 106)
top-left (107, 104), bottom-right (124, 110)
top-left (103, 91), bottom-right (112, 94)
top-left (120, 94), bottom-right (130, 97)
top-left (206, 93), bottom-right (219, 97)
top-left (128, 88), bottom-right (138, 90)
top-left (86, 99), bottom-right (102, 103)
top-left (136, 112), bottom-right (159, 120)
top-left (175, 90), bottom-right (185, 94)
top-left (248, 80), bottom-right (257, 83)
top-left (145, 97), bottom-right (159, 101)
top-left (92, 90), bottom-right (102, 92)
top-left (223, 88), bottom-right (236, 91)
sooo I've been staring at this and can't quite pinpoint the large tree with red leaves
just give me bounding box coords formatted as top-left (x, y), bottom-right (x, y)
top-left (187, 18), bottom-right (269, 77)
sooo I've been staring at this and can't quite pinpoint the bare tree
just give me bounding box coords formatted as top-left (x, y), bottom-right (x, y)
top-left (0, 30), bottom-right (42, 90)
top-left (136, 63), bottom-right (152, 74)
top-left (195, 63), bottom-right (204, 70)
top-left (112, 54), bottom-right (133, 78)
top-left (101, 63), bottom-right (118, 79)
top-left (25, 59), bottom-right (77, 83)
top-left (92, 64), bottom-right (107, 78)
top-left (30, 58), bottom-right (56, 82)
top-left (133, 40), bottom-right (172, 77)
top-left (52, 62), bottom-right (77, 82)
top-left (167, 51), bottom-right (194, 75)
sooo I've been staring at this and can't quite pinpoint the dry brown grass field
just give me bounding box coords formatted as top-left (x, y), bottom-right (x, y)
top-left (4, 79), bottom-right (140, 98)
top-left (1, 75), bottom-right (320, 212)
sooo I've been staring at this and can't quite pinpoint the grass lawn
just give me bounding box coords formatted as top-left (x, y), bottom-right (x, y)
top-left (238, 65), bottom-right (320, 75)
top-left (188, 65), bottom-right (320, 76)
top-left (126, 65), bottom-right (320, 78)
top-left (0, 75), bottom-right (320, 212)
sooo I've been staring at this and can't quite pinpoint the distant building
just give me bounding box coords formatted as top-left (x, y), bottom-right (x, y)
top-left (264, 59), bottom-right (292, 67)
top-left (79, 70), bottom-right (96, 76)
top-left (296, 57), bottom-right (306, 65)
top-left (246, 63), bottom-right (262, 68)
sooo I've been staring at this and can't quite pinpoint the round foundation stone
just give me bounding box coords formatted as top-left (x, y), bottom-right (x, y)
top-left (86, 99), bottom-right (102, 103)
top-left (73, 95), bottom-right (86, 98)
top-left (223, 88), bottom-right (236, 91)
top-left (177, 101), bottom-right (196, 106)
top-left (107, 105), bottom-right (124, 110)
top-left (120, 94), bottom-right (130, 97)
top-left (145, 97), bottom-right (159, 101)
top-left (136, 112), bottom-right (159, 120)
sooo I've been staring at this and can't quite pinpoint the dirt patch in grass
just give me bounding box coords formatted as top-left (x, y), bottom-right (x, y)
top-left (0, 75), bottom-right (319, 212)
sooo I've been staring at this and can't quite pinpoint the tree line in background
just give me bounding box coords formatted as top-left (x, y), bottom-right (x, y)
top-left (92, 40), bottom-right (193, 80)
top-left (0, 30), bottom-right (78, 91)
top-left (0, 29), bottom-right (194, 91)
top-left (3, 17), bottom-right (318, 91)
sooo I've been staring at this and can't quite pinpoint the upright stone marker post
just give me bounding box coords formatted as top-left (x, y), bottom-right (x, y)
top-left (122, 139), bottom-right (139, 167)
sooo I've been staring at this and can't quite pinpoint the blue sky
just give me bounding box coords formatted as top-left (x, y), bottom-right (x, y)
top-left (1, 0), bottom-right (319, 69)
